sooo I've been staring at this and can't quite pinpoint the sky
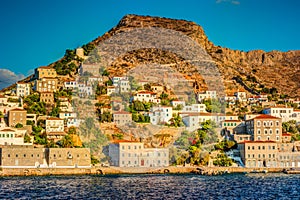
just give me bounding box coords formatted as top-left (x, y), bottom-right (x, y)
top-left (0, 0), bottom-right (299, 89)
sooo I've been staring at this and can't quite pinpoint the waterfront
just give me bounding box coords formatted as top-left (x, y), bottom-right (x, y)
top-left (0, 173), bottom-right (299, 199)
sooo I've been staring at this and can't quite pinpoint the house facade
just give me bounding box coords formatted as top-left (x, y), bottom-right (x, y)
top-left (149, 106), bottom-right (172, 125)
top-left (113, 111), bottom-right (132, 126)
top-left (133, 91), bottom-right (161, 103)
top-left (109, 140), bottom-right (169, 167)
top-left (34, 78), bottom-right (58, 92)
top-left (8, 108), bottom-right (27, 127)
top-left (0, 128), bottom-right (30, 145)
top-left (0, 146), bottom-right (91, 168)
top-left (16, 82), bottom-right (31, 97)
top-left (40, 92), bottom-right (54, 104)
top-left (35, 66), bottom-right (57, 79)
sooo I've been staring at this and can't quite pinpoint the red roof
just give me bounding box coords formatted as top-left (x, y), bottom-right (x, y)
top-left (223, 120), bottom-right (241, 122)
top-left (239, 140), bottom-right (276, 144)
top-left (112, 140), bottom-right (140, 144)
top-left (9, 108), bottom-right (26, 112)
top-left (113, 111), bottom-right (131, 115)
top-left (136, 90), bottom-right (156, 95)
top-left (0, 129), bottom-right (15, 132)
top-left (253, 114), bottom-right (280, 120)
top-left (47, 117), bottom-right (63, 120)
top-left (282, 133), bottom-right (291, 136)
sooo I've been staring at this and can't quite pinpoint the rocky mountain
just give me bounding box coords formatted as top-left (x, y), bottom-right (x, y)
top-left (89, 14), bottom-right (300, 97)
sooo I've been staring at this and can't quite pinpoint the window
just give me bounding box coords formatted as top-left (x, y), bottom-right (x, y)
top-left (269, 130), bottom-right (273, 135)
top-left (252, 146), bottom-right (254, 150)
top-left (276, 121), bottom-right (279, 126)
top-left (264, 129), bottom-right (268, 135)
top-left (257, 129), bottom-right (261, 135)
top-left (258, 136), bottom-right (261, 140)
top-left (257, 121), bottom-right (261, 127)
top-left (258, 146), bottom-right (261, 150)
top-left (8, 154), bottom-right (10, 157)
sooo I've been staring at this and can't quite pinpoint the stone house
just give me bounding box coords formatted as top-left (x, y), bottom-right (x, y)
top-left (113, 111), bottom-right (132, 126)
top-left (0, 128), bottom-right (30, 145)
top-left (34, 66), bottom-right (57, 79)
top-left (109, 140), bottom-right (169, 167)
top-left (34, 78), bottom-right (58, 92)
top-left (47, 148), bottom-right (91, 168)
top-left (40, 92), bottom-right (54, 105)
top-left (0, 146), bottom-right (91, 168)
top-left (245, 114), bottom-right (282, 142)
top-left (8, 108), bottom-right (27, 127)
top-left (133, 91), bottom-right (161, 104)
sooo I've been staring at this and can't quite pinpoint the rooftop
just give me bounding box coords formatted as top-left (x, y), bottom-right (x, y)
top-left (252, 114), bottom-right (281, 120)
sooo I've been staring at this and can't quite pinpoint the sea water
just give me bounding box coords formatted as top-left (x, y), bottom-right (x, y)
top-left (0, 173), bottom-right (299, 199)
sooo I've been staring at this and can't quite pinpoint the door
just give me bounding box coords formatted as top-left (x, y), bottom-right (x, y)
top-left (141, 159), bottom-right (144, 166)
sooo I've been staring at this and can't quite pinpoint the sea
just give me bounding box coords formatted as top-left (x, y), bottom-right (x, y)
top-left (0, 173), bottom-right (299, 200)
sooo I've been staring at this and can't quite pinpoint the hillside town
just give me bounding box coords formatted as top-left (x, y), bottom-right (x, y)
top-left (0, 46), bottom-right (300, 172)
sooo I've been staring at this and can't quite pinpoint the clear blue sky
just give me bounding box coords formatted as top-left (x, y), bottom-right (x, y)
top-left (0, 0), bottom-right (299, 89)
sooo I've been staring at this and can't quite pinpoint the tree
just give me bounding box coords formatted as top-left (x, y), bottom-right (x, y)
top-left (213, 153), bottom-right (233, 167)
top-left (60, 135), bottom-right (74, 148)
top-left (15, 123), bottom-right (23, 128)
top-left (24, 133), bottom-right (31, 143)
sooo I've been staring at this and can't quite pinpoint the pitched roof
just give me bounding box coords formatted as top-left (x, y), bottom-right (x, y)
top-left (111, 140), bottom-right (140, 144)
top-left (239, 140), bottom-right (277, 144)
top-left (113, 111), bottom-right (131, 115)
top-left (9, 108), bottom-right (26, 112)
top-left (47, 117), bottom-right (63, 120)
top-left (0, 129), bottom-right (15, 132)
top-left (252, 114), bottom-right (281, 120)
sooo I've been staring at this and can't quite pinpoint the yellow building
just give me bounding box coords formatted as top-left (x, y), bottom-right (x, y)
top-left (35, 66), bottom-right (57, 79)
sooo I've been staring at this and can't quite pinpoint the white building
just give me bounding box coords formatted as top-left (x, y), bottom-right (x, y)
top-left (198, 90), bottom-right (217, 102)
top-left (171, 100), bottom-right (186, 109)
top-left (109, 140), bottom-right (169, 167)
top-left (182, 104), bottom-right (207, 113)
top-left (0, 95), bottom-right (8, 105)
top-left (113, 111), bottom-right (132, 126)
top-left (59, 112), bottom-right (77, 120)
top-left (112, 76), bottom-right (128, 87)
top-left (16, 82), bottom-right (31, 97)
top-left (78, 83), bottom-right (93, 97)
top-left (46, 117), bottom-right (64, 133)
top-left (88, 76), bottom-right (103, 84)
top-left (0, 128), bottom-right (31, 145)
top-left (133, 91), bottom-right (161, 104)
top-left (118, 79), bottom-right (131, 93)
top-left (59, 112), bottom-right (79, 127)
top-left (64, 80), bottom-right (78, 90)
top-left (66, 118), bottom-right (80, 128)
top-left (149, 106), bottom-right (173, 125)
top-left (262, 106), bottom-right (294, 122)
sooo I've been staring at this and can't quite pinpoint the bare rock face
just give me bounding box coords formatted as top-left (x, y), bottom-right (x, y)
top-left (92, 14), bottom-right (299, 97)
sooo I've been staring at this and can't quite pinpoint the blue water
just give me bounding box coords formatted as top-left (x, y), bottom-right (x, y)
top-left (0, 173), bottom-right (299, 199)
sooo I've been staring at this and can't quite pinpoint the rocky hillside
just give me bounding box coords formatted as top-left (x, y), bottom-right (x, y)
top-left (89, 14), bottom-right (300, 97)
